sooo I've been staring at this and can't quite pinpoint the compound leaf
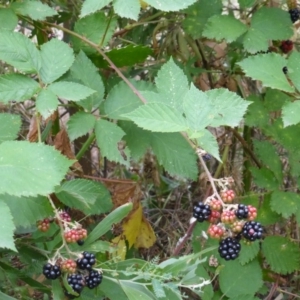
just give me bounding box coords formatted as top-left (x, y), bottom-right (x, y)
top-left (145, 0), bottom-right (197, 11)
top-left (0, 113), bottom-right (21, 143)
top-left (80, 0), bottom-right (111, 18)
top-left (11, 0), bottom-right (57, 20)
top-left (0, 8), bottom-right (18, 31)
top-left (203, 15), bottom-right (247, 42)
top-left (0, 31), bottom-right (41, 73)
top-left (113, 0), bottom-right (140, 20)
top-left (123, 103), bottom-right (188, 132)
top-left (0, 200), bottom-right (17, 251)
top-left (67, 112), bottom-right (96, 141)
top-left (39, 39), bottom-right (74, 84)
top-left (95, 119), bottom-right (130, 166)
top-left (0, 141), bottom-right (73, 197)
top-left (262, 236), bottom-right (300, 275)
top-left (36, 88), bottom-right (58, 119)
top-left (238, 53), bottom-right (293, 93)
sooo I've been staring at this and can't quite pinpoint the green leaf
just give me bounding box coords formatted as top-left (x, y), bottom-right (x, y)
top-left (95, 119), bottom-right (129, 166)
top-left (99, 276), bottom-right (128, 300)
top-left (219, 259), bottom-right (263, 298)
top-left (0, 113), bottom-right (21, 143)
top-left (270, 191), bottom-right (300, 219)
top-left (80, 0), bottom-right (111, 18)
top-left (0, 31), bottom-right (41, 73)
top-left (203, 15), bottom-right (247, 42)
top-left (48, 81), bottom-right (95, 101)
top-left (196, 130), bottom-right (221, 161)
top-left (206, 88), bottom-right (251, 127)
top-left (146, 0), bottom-right (197, 11)
top-left (262, 236), bottom-right (300, 275)
top-left (182, 0), bottom-right (223, 39)
top-left (287, 51), bottom-right (300, 92)
top-left (256, 193), bottom-right (280, 226)
top-left (264, 88), bottom-right (290, 112)
top-left (253, 140), bottom-right (282, 182)
top-left (238, 53), bottom-right (293, 93)
top-left (113, 0), bottom-right (140, 20)
top-left (0, 8), bottom-right (18, 31)
top-left (67, 112), bottom-right (96, 141)
top-left (120, 281), bottom-right (155, 300)
top-left (238, 241), bottom-right (260, 265)
top-left (155, 58), bottom-right (189, 112)
top-left (1, 195), bottom-right (53, 228)
top-left (244, 96), bottom-right (269, 128)
top-left (0, 200), bottom-right (17, 251)
top-left (239, 0), bottom-right (255, 8)
top-left (73, 12), bottom-right (117, 54)
top-left (250, 167), bottom-right (279, 190)
top-left (52, 280), bottom-right (65, 300)
top-left (36, 89), bottom-right (59, 119)
top-left (151, 132), bottom-right (198, 179)
top-left (11, 0), bottom-right (57, 20)
top-left (152, 279), bottom-right (166, 298)
top-left (55, 179), bottom-right (112, 214)
top-left (70, 51), bottom-right (105, 111)
top-left (0, 74), bottom-right (40, 103)
top-left (0, 291), bottom-right (17, 300)
top-left (243, 7), bottom-right (293, 53)
top-left (123, 103), bottom-right (188, 132)
top-left (229, 296), bottom-right (259, 300)
top-left (0, 141), bottom-right (73, 197)
top-left (39, 39), bottom-right (74, 84)
top-left (85, 203), bottom-right (133, 244)
top-left (282, 100), bottom-right (300, 128)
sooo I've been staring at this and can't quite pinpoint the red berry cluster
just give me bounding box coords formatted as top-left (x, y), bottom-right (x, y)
top-left (61, 259), bottom-right (77, 274)
top-left (64, 228), bottom-right (87, 243)
top-left (280, 40), bottom-right (293, 54)
top-left (37, 218), bottom-right (52, 232)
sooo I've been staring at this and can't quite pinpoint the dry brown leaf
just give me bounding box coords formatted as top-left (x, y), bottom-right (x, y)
top-left (27, 115), bottom-right (40, 142)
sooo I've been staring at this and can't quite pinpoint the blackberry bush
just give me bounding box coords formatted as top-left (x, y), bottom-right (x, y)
top-left (193, 202), bottom-right (212, 222)
top-left (218, 237), bottom-right (241, 261)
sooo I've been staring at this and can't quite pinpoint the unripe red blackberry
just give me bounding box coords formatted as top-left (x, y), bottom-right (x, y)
top-left (207, 224), bottom-right (225, 239)
top-left (193, 202), bottom-right (212, 222)
top-left (220, 190), bottom-right (235, 203)
top-left (247, 205), bottom-right (257, 221)
top-left (208, 210), bottom-right (221, 223)
top-left (209, 198), bottom-right (222, 211)
top-left (61, 259), bottom-right (77, 274)
top-left (231, 220), bottom-right (244, 233)
top-left (280, 40), bottom-right (293, 54)
top-left (221, 210), bottom-right (236, 224)
top-left (37, 219), bottom-right (50, 232)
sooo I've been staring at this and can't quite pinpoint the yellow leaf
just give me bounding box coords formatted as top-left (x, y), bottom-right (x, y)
top-left (139, 0), bottom-right (148, 9)
top-left (134, 215), bottom-right (156, 248)
top-left (111, 236), bottom-right (127, 260)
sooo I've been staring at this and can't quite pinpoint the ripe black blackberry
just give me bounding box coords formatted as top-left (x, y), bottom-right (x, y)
top-left (218, 237), bottom-right (241, 260)
top-left (283, 66), bottom-right (288, 74)
top-left (67, 273), bottom-right (84, 295)
top-left (76, 251), bottom-right (96, 270)
top-left (289, 8), bottom-right (300, 23)
top-left (77, 240), bottom-right (84, 246)
top-left (42, 263), bottom-right (61, 280)
top-left (235, 204), bottom-right (249, 219)
top-left (242, 221), bottom-right (263, 241)
top-left (193, 202), bottom-right (212, 222)
top-left (85, 269), bottom-right (103, 289)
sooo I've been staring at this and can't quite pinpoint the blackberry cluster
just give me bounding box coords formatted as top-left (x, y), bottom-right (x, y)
top-left (76, 251), bottom-right (96, 270)
top-left (218, 237), bottom-right (241, 261)
top-left (235, 204), bottom-right (249, 219)
top-left (85, 269), bottom-right (103, 289)
top-left (66, 273), bottom-right (84, 296)
top-left (242, 221), bottom-right (263, 241)
top-left (289, 8), bottom-right (300, 23)
top-left (193, 202), bottom-right (212, 222)
top-left (43, 263), bottom-right (61, 280)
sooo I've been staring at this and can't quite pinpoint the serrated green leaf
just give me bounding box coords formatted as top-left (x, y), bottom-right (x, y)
top-left (239, 0), bottom-right (255, 8)
top-left (287, 51), bottom-right (300, 91)
top-left (67, 112), bottom-right (96, 141)
top-left (250, 167), bottom-right (279, 190)
top-left (1, 195), bottom-right (53, 228)
top-left (152, 279), bottom-right (166, 298)
top-left (195, 265), bottom-right (214, 300)
top-left (73, 12), bottom-right (117, 54)
top-left (243, 7), bottom-right (293, 53)
top-left (52, 279), bottom-right (65, 300)
top-left (86, 203), bottom-right (133, 244)
top-left (264, 88), bottom-right (290, 112)
top-left (0, 8), bottom-right (18, 31)
top-left (113, 0), bottom-right (140, 20)
top-left (196, 130), bottom-right (221, 161)
top-left (262, 236), bottom-right (300, 274)
top-left (123, 103), bottom-right (188, 132)
top-left (0, 74), bottom-right (40, 103)
top-left (0, 141), bottom-right (73, 197)
top-left (256, 193), bottom-right (280, 226)
top-left (95, 119), bottom-right (129, 166)
top-left (0, 113), bottom-right (21, 143)
top-left (151, 132), bottom-right (198, 179)
top-left (146, 0), bottom-right (197, 11)
top-left (70, 51), bottom-right (105, 111)
top-left (244, 95), bottom-right (269, 128)
top-left (203, 15), bottom-right (247, 42)
top-left (80, 0), bottom-right (111, 18)
top-left (253, 140), bottom-right (282, 182)
top-left (99, 277), bottom-right (128, 300)
top-left (11, 0), bottom-right (57, 20)
top-left (0, 200), bottom-right (17, 251)
top-left (48, 81), bottom-right (95, 101)
top-left (238, 241), bottom-right (260, 265)
top-left (155, 58), bottom-right (189, 112)
top-left (282, 101), bottom-right (300, 127)
top-left (219, 259), bottom-right (263, 297)
top-left (39, 39), bottom-right (74, 84)
top-left (182, 0), bottom-right (223, 39)
top-left (207, 88), bottom-right (251, 127)
top-left (270, 190), bottom-right (300, 218)
top-left (238, 53), bottom-right (293, 92)
top-left (36, 89), bottom-right (59, 119)
top-left (120, 281), bottom-right (155, 300)
top-left (0, 31), bottom-right (41, 73)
